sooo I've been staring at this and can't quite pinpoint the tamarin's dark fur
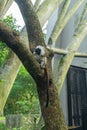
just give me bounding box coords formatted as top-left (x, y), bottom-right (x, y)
top-left (33, 45), bottom-right (49, 107)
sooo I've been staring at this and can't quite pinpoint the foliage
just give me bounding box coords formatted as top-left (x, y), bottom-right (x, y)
top-left (4, 66), bottom-right (40, 115)
top-left (0, 123), bottom-right (6, 130)
top-left (0, 15), bottom-right (20, 66)
top-left (0, 41), bottom-right (9, 66)
top-left (3, 14), bottom-right (20, 31)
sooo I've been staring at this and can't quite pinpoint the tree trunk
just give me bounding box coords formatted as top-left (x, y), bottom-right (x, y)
top-left (36, 70), bottom-right (68, 130)
top-left (0, 51), bottom-right (21, 114)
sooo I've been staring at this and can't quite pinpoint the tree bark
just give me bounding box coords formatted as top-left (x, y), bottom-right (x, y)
top-left (37, 76), bottom-right (68, 130)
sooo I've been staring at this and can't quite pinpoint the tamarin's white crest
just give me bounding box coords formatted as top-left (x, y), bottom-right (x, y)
top-left (33, 45), bottom-right (47, 69)
top-left (33, 45), bottom-right (49, 107)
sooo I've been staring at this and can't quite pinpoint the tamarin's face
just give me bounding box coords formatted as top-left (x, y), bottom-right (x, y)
top-left (33, 46), bottom-right (47, 68)
top-left (33, 45), bottom-right (45, 56)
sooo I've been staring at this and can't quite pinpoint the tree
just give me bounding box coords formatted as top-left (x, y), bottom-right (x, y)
top-left (0, 0), bottom-right (87, 130)
top-left (0, 0), bottom-right (61, 116)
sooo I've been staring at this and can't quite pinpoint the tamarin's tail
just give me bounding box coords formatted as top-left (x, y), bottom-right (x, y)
top-left (44, 68), bottom-right (49, 107)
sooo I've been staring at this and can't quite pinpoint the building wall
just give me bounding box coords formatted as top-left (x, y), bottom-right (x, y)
top-left (46, 0), bottom-right (87, 124)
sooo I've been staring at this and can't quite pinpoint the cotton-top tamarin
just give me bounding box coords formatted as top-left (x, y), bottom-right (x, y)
top-left (33, 45), bottom-right (49, 107)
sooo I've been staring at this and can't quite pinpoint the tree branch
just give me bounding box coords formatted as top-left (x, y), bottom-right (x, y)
top-left (49, 0), bottom-right (84, 45)
top-left (48, 0), bottom-right (70, 45)
top-left (47, 46), bottom-right (87, 58)
top-left (19, 0), bottom-right (63, 44)
top-left (75, 3), bottom-right (87, 33)
top-left (1, 0), bottom-right (13, 18)
top-left (0, 20), bottom-right (43, 81)
top-left (34, 0), bottom-right (41, 11)
top-left (57, 21), bottom-right (87, 95)
top-left (0, 0), bottom-right (7, 16)
top-left (15, 0), bottom-right (45, 52)
top-left (37, 0), bottom-right (63, 27)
